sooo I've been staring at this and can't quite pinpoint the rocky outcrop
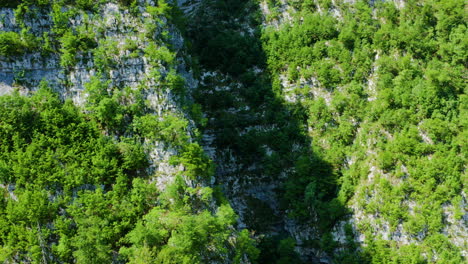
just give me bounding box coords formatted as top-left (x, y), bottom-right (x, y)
top-left (0, 0), bottom-right (197, 196)
top-left (257, 0), bottom-right (468, 261)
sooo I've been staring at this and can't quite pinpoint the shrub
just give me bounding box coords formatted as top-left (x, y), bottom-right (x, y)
top-left (0, 31), bottom-right (36, 57)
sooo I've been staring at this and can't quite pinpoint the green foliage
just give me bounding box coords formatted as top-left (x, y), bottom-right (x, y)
top-left (0, 85), bottom-right (127, 189)
top-left (133, 113), bottom-right (190, 146)
top-left (73, 0), bottom-right (98, 11)
top-left (170, 143), bottom-right (215, 180)
top-left (120, 179), bottom-right (258, 264)
top-left (146, 0), bottom-right (171, 17)
top-left (0, 83), bottom-right (255, 262)
top-left (257, 236), bottom-right (302, 264)
top-left (51, 1), bottom-right (73, 36)
top-left (185, 0), bottom-right (346, 261)
top-left (261, 0), bottom-right (466, 261)
top-left (83, 76), bottom-right (149, 133)
top-left (2, 0), bottom-right (464, 262)
top-left (0, 31), bottom-right (37, 57)
top-left (165, 69), bottom-right (187, 96)
top-left (145, 43), bottom-right (175, 66)
top-left (0, 87), bottom-right (149, 262)
top-left (93, 39), bottom-right (118, 72)
top-left (0, 1), bottom-right (260, 263)
top-left (59, 30), bottom-right (97, 68)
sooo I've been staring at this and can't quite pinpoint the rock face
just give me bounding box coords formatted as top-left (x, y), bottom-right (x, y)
top-left (3, 0), bottom-right (318, 258)
top-left (1, 2), bottom-right (256, 262)
top-left (2, 0), bottom-right (466, 262)
top-left (177, 0), bottom-right (467, 262)
top-left (256, 0), bottom-right (467, 262)
top-left (178, 0), bottom-right (325, 262)
top-left (0, 1), bottom-right (197, 191)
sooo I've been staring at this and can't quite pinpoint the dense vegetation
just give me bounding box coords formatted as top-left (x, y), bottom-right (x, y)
top-left (0, 86), bottom-right (257, 263)
top-left (183, 0), bottom-right (466, 262)
top-left (0, 0), bottom-right (258, 263)
top-left (185, 0), bottom-right (345, 263)
top-left (0, 0), bottom-right (466, 263)
top-left (261, 0), bottom-right (466, 262)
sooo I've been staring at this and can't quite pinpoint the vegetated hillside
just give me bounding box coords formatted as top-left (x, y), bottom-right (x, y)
top-left (0, 0), bottom-right (466, 264)
top-left (0, 1), bottom-right (258, 263)
top-left (181, 0), bottom-right (340, 262)
top-left (259, 0), bottom-right (466, 262)
top-left (181, 0), bottom-right (467, 263)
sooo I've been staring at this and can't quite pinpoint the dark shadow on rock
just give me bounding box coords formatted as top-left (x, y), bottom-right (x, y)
top-left (180, 0), bottom-right (369, 263)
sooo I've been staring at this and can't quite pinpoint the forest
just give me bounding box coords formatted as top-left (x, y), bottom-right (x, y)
top-left (260, 0), bottom-right (466, 262)
top-left (0, 0), bottom-right (258, 263)
top-left (0, 0), bottom-right (466, 263)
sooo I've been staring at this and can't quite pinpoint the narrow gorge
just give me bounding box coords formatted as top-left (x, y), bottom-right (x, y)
top-left (0, 0), bottom-right (466, 263)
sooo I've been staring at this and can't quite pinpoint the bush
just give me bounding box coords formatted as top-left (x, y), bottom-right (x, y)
top-left (0, 31), bottom-right (36, 57)
top-left (170, 143), bottom-right (215, 180)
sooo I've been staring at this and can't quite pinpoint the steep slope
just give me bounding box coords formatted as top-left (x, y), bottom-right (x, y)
top-left (1, 0), bottom-right (466, 263)
top-left (180, 0), bottom-right (467, 263)
top-left (180, 0), bottom-right (342, 262)
top-left (0, 1), bottom-right (257, 263)
top-left (259, 0), bottom-right (467, 262)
